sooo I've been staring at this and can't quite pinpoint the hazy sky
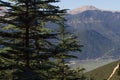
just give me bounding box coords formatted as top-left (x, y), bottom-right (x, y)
top-left (3, 0), bottom-right (120, 11)
top-left (57, 0), bottom-right (120, 11)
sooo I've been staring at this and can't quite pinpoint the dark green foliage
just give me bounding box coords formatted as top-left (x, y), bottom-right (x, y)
top-left (0, 0), bottom-right (83, 80)
top-left (0, 0), bottom-right (66, 79)
top-left (48, 21), bottom-right (83, 80)
top-left (69, 68), bottom-right (86, 80)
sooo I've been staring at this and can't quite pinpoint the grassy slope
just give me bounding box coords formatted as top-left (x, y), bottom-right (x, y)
top-left (86, 60), bottom-right (120, 80)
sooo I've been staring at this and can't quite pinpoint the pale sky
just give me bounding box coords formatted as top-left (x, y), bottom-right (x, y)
top-left (3, 0), bottom-right (120, 11)
top-left (57, 0), bottom-right (120, 11)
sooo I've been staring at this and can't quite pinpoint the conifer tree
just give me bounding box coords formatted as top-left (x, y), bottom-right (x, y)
top-left (0, 0), bottom-right (65, 79)
top-left (48, 20), bottom-right (83, 80)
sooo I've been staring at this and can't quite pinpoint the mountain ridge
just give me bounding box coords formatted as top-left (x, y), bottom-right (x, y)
top-left (68, 5), bottom-right (99, 14)
top-left (66, 6), bottom-right (120, 59)
top-left (68, 5), bottom-right (120, 15)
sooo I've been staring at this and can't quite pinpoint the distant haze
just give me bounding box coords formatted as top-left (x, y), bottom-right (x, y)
top-left (68, 5), bottom-right (120, 14)
top-left (58, 0), bottom-right (120, 11)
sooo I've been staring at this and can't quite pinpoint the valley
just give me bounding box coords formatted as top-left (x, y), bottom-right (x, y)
top-left (69, 59), bottom-right (117, 72)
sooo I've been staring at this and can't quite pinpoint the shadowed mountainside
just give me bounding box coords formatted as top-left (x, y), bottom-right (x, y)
top-left (66, 5), bottom-right (120, 59)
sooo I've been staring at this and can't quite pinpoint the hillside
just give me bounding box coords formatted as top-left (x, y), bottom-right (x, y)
top-left (66, 5), bottom-right (120, 59)
top-left (86, 60), bottom-right (120, 80)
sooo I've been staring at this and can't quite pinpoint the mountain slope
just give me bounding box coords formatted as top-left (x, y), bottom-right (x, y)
top-left (86, 60), bottom-right (120, 80)
top-left (66, 5), bottom-right (120, 59)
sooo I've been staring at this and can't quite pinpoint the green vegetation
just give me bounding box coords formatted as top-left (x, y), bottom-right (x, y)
top-left (48, 21), bottom-right (82, 79)
top-left (0, 0), bottom-right (84, 80)
top-left (86, 60), bottom-right (120, 80)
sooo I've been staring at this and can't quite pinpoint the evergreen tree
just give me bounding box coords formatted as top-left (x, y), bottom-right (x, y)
top-left (0, 0), bottom-right (65, 79)
top-left (48, 20), bottom-right (83, 80)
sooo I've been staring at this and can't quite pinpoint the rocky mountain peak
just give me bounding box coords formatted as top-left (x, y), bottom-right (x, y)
top-left (68, 5), bottom-right (99, 14)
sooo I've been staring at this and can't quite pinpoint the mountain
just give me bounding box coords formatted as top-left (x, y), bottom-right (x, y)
top-left (66, 5), bottom-right (120, 59)
top-left (86, 60), bottom-right (120, 80)
top-left (68, 5), bottom-right (99, 14)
